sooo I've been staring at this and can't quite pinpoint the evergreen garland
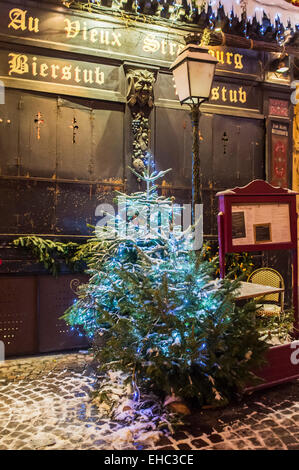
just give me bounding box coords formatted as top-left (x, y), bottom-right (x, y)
top-left (12, 236), bottom-right (110, 276)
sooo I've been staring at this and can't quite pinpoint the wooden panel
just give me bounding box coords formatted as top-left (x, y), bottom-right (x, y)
top-left (212, 115), bottom-right (239, 188)
top-left (154, 110), bottom-right (264, 237)
top-left (0, 89), bottom-right (20, 176)
top-left (55, 181), bottom-right (118, 236)
top-left (56, 99), bottom-right (124, 181)
top-left (38, 275), bottom-right (88, 353)
top-left (198, 114), bottom-right (214, 188)
top-left (155, 107), bottom-right (192, 188)
top-left (212, 115), bottom-right (264, 188)
top-left (155, 72), bottom-right (177, 101)
top-left (0, 277), bottom-right (37, 356)
top-left (57, 103), bottom-right (92, 180)
top-left (237, 118), bottom-right (265, 186)
top-left (55, 182), bottom-right (97, 235)
top-left (16, 180), bottom-right (55, 234)
top-left (0, 180), bottom-right (56, 235)
top-left (0, 90), bottom-right (126, 237)
top-left (92, 107), bottom-right (124, 179)
top-left (19, 93), bottom-right (57, 177)
top-left (202, 189), bottom-right (218, 236)
top-left (0, 180), bottom-right (19, 234)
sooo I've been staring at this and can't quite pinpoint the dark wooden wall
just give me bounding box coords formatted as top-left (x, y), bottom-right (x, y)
top-left (0, 90), bottom-right (125, 237)
top-left (0, 87), bottom-right (266, 239)
top-left (0, 274), bottom-right (88, 357)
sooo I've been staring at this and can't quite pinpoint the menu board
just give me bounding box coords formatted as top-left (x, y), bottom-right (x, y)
top-left (231, 203), bottom-right (291, 246)
top-left (232, 212), bottom-right (246, 239)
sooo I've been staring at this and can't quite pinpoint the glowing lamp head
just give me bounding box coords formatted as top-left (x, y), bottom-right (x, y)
top-left (170, 35), bottom-right (218, 105)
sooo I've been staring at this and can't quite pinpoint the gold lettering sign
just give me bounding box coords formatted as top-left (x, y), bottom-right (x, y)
top-left (8, 53), bottom-right (29, 75)
top-left (210, 85), bottom-right (247, 104)
top-left (142, 34), bottom-right (184, 56)
top-left (6, 8), bottom-right (253, 75)
top-left (208, 49), bottom-right (244, 71)
top-left (8, 8), bottom-right (39, 33)
top-left (64, 18), bottom-right (122, 47)
top-left (8, 53), bottom-right (105, 86)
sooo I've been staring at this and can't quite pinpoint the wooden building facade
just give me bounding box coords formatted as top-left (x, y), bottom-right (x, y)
top-left (0, 0), bottom-right (295, 356)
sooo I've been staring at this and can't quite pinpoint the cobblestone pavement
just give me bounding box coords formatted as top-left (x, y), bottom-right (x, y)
top-left (0, 352), bottom-right (299, 450)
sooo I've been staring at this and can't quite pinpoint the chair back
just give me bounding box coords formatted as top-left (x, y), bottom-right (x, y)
top-left (247, 268), bottom-right (284, 307)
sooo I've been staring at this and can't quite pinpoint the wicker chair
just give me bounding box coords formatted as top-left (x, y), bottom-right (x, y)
top-left (247, 268), bottom-right (285, 316)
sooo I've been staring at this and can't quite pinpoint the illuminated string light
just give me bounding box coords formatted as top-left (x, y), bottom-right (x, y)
top-left (67, 1), bottom-right (297, 31)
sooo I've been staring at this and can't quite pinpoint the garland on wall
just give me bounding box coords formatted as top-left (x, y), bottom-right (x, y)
top-left (12, 236), bottom-right (109, 276)
top-left (11, 235), bottom-right (255, 278)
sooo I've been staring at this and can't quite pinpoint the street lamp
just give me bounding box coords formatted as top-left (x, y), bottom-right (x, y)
top-left (170, 34), bottom-right (218, 214)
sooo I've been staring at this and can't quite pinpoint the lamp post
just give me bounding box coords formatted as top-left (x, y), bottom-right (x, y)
top-left (170, 34), bottom-right (218, 218)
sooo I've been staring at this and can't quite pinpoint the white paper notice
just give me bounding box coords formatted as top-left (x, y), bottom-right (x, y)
top-left (231, 203), bottom-right (291, 246)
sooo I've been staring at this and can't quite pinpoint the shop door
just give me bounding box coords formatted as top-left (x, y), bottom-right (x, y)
top-left (155, 109), bottom-right (265, 191)
top-left (204, 114), bottom-right (265, 235)
top-left (212, 115), bottom-right (265, 189)
top-left (155, 108), bottom-right (265, 235)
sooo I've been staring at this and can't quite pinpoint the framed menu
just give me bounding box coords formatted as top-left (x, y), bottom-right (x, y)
top-left (232, 211), bottom-right (246, 239)
top-left (231, 202), bottom-right (291, 247)
top-left (254, 223), bottom-right (271, 243)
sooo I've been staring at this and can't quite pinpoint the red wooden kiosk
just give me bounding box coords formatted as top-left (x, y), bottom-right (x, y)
top-left (216, 180), bottom-right (299, 390)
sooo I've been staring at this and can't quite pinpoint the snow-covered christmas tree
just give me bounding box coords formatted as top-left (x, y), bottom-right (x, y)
top-left (64, 156), bottom-right (267, 412)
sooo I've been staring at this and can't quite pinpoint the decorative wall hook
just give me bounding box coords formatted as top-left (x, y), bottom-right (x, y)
top-left (69, 117), bottom-right (79, 144)
top-left (34, 112), bottom-right (44, 140)
top-left (222, 131), bottom-right (229, 155)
